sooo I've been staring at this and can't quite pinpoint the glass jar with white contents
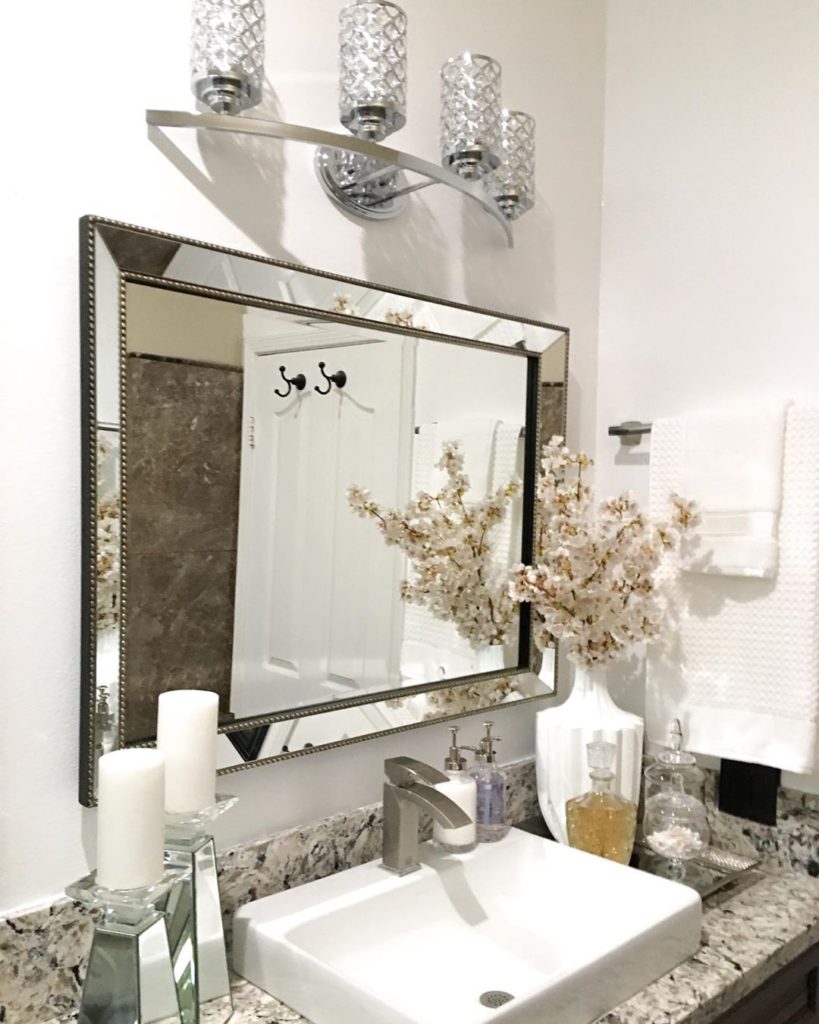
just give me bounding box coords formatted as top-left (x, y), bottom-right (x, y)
top-left (643, 774), bottom-right (709, 881)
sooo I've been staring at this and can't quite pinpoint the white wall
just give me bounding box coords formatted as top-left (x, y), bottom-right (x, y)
top-left (595, 1), bottom-right (819, 789)
top-left (0, 0), bottom-right (605, 914)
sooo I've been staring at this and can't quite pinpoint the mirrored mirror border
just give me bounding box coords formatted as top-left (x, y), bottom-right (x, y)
top-left (79, 216), bottom-right (569, 805)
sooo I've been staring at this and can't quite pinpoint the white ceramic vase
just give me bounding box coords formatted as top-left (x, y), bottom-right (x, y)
top-left (535, 663), bottom-right (644, 844)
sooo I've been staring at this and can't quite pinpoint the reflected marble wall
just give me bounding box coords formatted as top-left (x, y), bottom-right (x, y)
top-left (541, 382), bottom-right (565, 440)
top-left (125, 354), bottom-right (242, 741)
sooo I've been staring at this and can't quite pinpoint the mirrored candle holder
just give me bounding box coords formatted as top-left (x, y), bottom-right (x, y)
top-left (162, 796), bottom-right (238, 1024)
top-left (66, 870), bottom-right (185, 1024)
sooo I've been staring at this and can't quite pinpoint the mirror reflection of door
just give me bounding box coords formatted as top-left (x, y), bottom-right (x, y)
top-left (121, 277), bottom-right (553, 751)
top-left (231, 322), bottom-right (415, 717)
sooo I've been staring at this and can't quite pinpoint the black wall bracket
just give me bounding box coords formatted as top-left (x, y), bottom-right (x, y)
top-left (718, 758), bottom-right (780, 826)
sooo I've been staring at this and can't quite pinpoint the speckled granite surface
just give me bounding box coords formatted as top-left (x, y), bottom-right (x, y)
top-left (598, 869), bottom-right (819, 1024)
top-left (703, 770), bottom-right (819, 877)
top-left (7, 757), bottom-right (819, 1024)
top-left (1, 760), bottom-right (538, 1024)
top-left (43, 869), bottom-right (817, 1024)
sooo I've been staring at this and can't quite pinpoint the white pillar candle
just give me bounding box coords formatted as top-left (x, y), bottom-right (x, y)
top-left (96, 749), bottom-right (166, 891)
top-left (156, 689), bottom-right (219, 814)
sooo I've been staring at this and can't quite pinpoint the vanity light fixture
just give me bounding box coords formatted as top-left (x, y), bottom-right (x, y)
top-left (485, 109), bottom-right (537, 220)
top-left (316, 0), bottom-right (411, 220)
top-left (148, 0), bottom-right (538, 246)
top-left (339, 0), bottom-right (407, 142)
top-left (190, 0), bottom-right (266, 114)
top-left (440, 53), bottom-right (503, 180)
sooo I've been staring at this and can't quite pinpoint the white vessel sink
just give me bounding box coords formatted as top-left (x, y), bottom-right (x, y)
top-left (233, 828), bottom-right (701, 1024)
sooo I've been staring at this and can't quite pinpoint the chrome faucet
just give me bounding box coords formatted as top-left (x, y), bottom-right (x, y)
top-left (381, 756), bottom-right (472, 875)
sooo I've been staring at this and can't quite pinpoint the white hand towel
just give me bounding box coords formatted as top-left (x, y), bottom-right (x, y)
top-left (665, 401), bottom-right (790, 578)
top-left (647, 405), bottom-right (819, 774)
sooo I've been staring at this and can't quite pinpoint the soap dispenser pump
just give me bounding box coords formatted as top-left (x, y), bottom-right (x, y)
top-left (432, 726), bottom-right (478, 853)
top-left (469, 722), bottom-right (510, 843)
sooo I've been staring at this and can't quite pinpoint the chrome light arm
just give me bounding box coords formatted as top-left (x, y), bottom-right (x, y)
top-left (145, 111), bottom-right (514, 246)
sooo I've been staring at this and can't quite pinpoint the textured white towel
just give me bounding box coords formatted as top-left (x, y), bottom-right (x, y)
top-left (647, 405), bottom-right (819, 773)
top-left (661, 401), bottom-right (790, 578)
top-left (490, 421), bottom-right (525, 572)
top-left (411, 424), bottom-right (436, 494)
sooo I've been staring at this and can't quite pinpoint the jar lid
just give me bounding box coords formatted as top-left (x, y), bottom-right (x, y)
top-left (655, 718), bottom-right (698, 767)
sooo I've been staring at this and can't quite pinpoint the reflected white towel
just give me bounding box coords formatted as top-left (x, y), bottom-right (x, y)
top-left (656, 401), bottom-right (789, 578)
top-left (490, 422), bottom-right (524, 571)
top-left (429, 418), bottom-right (498, 499)
top-left (647, 405), bottom-right (819, 774)
top-left (406, 423), bottom-right (491, 671)
top-left (412, 423), bottom-right (437, 494)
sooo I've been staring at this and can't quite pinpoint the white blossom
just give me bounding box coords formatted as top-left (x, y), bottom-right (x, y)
top-left (349, 441), bottom-right (520, 648)
top-left (331, 294), bottom-right (359, 317)
top-left (384, 309), bottom-right (424, 331)
top-left (509, 436), bottom-right (697, 667)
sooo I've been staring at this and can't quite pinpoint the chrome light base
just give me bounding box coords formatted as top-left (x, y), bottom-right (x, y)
top-left (193, 71), bottom-right (260, 115)
top-left (315, 146), bottom-right (408, 220)
top-left (443, 146), bottom-right (500, 182)
top-left (340, 102), bottom-right (406, 142)
top-left (492, 190), bottom-right (535, 222)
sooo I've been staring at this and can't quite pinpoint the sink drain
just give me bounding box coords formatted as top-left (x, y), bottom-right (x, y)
top-left (479, 991), bottom-right (515, 1009)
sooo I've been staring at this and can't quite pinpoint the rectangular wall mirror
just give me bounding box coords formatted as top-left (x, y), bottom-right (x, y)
top-left (80, 217), bottom-right (569, 805)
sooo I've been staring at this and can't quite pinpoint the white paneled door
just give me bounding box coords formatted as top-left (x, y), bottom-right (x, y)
top-left (231, 326), bottom-right (414, 718)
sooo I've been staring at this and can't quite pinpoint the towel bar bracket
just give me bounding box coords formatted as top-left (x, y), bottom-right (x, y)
top-left (608, 420), bottom-right (653, 446)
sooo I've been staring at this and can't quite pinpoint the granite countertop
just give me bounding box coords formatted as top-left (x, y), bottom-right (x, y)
top-left (30, 768), bottom-right (817, 1024)
top-left (209, 866), bottom-right (819, 1024)
top-left (39, 865), bottom-right (819, 1024)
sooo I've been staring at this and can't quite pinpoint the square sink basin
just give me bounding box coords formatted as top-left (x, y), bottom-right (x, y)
top-left (233, 828), bottom-right (701, 1024)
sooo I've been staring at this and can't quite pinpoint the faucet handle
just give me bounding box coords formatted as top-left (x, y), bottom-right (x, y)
top-left (384, 756), bottom-right (449, 787)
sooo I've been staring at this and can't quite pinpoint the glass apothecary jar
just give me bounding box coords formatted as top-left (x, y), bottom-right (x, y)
top-left (644, 719), bottom-right (706, 804)
top-left (644, 774), bottom-right (709, 880)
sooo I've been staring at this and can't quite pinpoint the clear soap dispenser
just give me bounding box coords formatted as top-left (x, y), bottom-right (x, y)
top-left (566, 741), bottom-right (637, 864)
top-left (433, 726), bottom-right (477, 853)
top-left (469, 722), bottom-right (510, 843)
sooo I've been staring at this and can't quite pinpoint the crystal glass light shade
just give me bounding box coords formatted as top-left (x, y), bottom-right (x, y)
top-left (191, 0), bottom-right (266, 115)
top-left (486, 110), bottom-right (536, 220)
top-left (440, 53), bottom-right (502, 180)
top-left (339, 0), bottom-right (408, 141)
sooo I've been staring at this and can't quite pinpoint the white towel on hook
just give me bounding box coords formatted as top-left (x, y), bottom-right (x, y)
top-left (490, 422), bottom-right (525, 571)
top-left (664, 401), bottom-right (790, 578)
top-left (646, 405), bottom-right (819, 774)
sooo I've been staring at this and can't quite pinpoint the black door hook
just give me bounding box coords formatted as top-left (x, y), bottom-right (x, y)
top-left (274, 365), bottom-right (307, 398)
top-left (314, 361), bottom-right (347, 395)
